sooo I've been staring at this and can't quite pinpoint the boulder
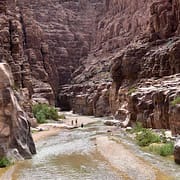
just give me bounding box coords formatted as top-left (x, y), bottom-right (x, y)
top-left (104, 120), bottom-right (120, 126)
top-left (174, 139), bottom-right (180, 164)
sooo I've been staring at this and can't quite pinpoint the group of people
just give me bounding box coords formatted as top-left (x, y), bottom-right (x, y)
top-left (71, 119), bottom-right (84, 128)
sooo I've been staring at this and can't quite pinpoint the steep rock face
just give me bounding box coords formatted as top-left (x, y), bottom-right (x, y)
top-left (0, 63), bottom-right (36, 160)
top-left (17, 0), bottom-right (105, 87)
top-left (110, 74), bottom-right (180, 135)
top-left (110, 0), bottom-right (180, 132)
top-left (72, 0), bottom-right (154, 85)
top-left (0, 0), bottom-right (56, 161)
top-left (150, 0), bottom-right (180, 39)
top-left (59, 82), bottom-right (111, 116)
top-left (59, 0), bottom-right (155, 112)
top-left (95, 0), bottom-right (153, 52)
top-left (0, 0), bottom-right (55, 105)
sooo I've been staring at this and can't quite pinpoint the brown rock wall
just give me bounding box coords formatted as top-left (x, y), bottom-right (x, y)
top-left (109, 74), bottom-right (180, 135)
top-left (0, 63), bottom-right (36, 160)
top-left (17, 0), bottom-right (105, 87)
top-left (150, 0), bottom-right (180, 40)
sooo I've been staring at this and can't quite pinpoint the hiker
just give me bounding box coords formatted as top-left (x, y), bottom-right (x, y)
top-left (71, 120), bottom-right (74, 126)
top-left (75, 119), bottom-right (78, 126)
top-left (81, 123), bottom-right (84, 128)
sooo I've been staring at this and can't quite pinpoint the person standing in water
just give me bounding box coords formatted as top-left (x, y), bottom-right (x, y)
top-left (75, 119), bottom-right (78, 126)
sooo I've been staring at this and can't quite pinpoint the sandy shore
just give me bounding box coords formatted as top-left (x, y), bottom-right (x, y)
top-left (32, 126), bottom-right (62, 142)
top-left (32, 112), bottom-right (99, 142)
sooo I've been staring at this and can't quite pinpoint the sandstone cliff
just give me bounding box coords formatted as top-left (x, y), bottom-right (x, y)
top-left (0, 0), bottom-right (55, 161)
top-left (0, 63), bottom-right (36, 161)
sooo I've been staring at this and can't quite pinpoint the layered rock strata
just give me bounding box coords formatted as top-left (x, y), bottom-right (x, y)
top-left (110, 74), bottom-right (180, 135)
top-left (0, 0), bottom-right (55, 105)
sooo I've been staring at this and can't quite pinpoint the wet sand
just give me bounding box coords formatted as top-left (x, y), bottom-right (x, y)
top-left (32, 113), bottom-right (99, 142)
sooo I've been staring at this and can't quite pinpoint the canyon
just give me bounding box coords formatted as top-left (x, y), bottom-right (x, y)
top-left (0, 0), bottom-right (179, 164)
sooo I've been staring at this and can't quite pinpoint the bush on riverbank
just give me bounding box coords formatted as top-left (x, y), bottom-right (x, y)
top-left (0, 157), bottom-right (11, 168)
top-left (32, 104), bottom-right (59, 123)
top-left (58, 114), bottom-right (66, 119)
top-left (147, 142), bottom-right (174, 156)
top-left (131, 122), bottom-right (145, 133)
top-left (135, 129), bottom-right (161, 146)
top-left (131, 122), bottom-right (174, 157)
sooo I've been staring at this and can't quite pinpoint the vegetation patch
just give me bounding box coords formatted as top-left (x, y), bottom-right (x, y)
top-left (32, 104), bottom-right (60, 123)
top-left (128, 87), bottom-right (136, 95)
top-left (147, 142), bottom-right (174, 156)
top-left (130, 122), bottom-right (145, 133)
top-left (130, 123), bottom-right (174, 157)
top-left (135, 129), bottom-right (161, 146)
top-left (0, 157), bottom-right (11, 168)
top-left (171, 96), bottom-right (180, 106)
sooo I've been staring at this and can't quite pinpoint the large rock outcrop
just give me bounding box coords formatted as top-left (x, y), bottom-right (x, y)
top-left (0, 63), bottom-right (36, 161)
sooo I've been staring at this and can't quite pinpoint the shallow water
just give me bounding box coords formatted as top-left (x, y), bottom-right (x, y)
top-left (12, 122), bottom-right (126, 180)
top-left (11, 114), bottom-right (180, 180)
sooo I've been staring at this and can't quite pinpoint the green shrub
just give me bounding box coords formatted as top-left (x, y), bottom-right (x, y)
top-left (0, 157), bottom-right (11, 168)
top-left (148, 142), bottom-right (174, 156)
top-left (35, 111), bottom-right (47, 123)
top-left (32, 104), bottom-right (59, 123)
top-left (128, 87), bottom-right (136, 95)
top-left (171, 96), bottom-right (180, 106)
top-left (136, 129), bottom-right (161, 146)
top-left (131, 122), bottom-right (144, 133)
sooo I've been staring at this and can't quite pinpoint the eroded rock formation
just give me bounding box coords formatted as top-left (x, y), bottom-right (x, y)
top-left (0, 63), bottom-right (36, 161)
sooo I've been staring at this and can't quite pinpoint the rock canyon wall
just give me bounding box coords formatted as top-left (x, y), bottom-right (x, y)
top-left (58, 0), bottom-right (180, 135)
top-left (14, 0), bottom-right (180, 135)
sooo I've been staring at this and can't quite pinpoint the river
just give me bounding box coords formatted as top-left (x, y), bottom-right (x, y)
top-left (1, 113), bottom-right (180, 180)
